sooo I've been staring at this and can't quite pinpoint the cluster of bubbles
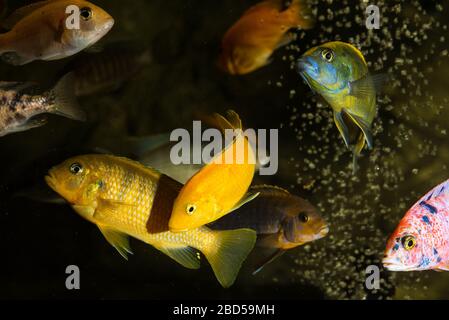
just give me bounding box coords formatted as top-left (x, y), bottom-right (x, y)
top-left (274, 0), bottom-right (449, 299)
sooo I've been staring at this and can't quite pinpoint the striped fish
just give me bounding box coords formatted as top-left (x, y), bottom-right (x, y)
top-left (64, 46), bottom-right (151, 97)
top-left (383, 179), bottom-right (449, 272)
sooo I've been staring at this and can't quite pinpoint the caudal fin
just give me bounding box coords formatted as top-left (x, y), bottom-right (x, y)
top-left (50, 73), bottom-right (86, 121)
top-left (202, 228), bottom-right (256, 288)
top-left (287, 0), bottom-right (315, 30)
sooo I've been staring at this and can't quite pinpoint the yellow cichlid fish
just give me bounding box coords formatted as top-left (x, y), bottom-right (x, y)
top-left (45, 154), bottom-right (257, 288)
top-left (297, 41), bottom-right (385, 172)
top-left (0, 0), bottom-right (114, 65)
top-left (169, 111), bottom-right (258, 232)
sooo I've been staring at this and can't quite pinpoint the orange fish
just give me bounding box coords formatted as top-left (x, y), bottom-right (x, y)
top-left (218, 0), bottom-right (314, 75)
top-left (169, 111), bottom-right (258, 232)
top-left (0, 0), bottom-right (114, 65)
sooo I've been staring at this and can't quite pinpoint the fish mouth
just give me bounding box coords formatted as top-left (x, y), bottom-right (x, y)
top-left (318, 225), bottom-right (329, 238)
top-left (45, 172), bottom-right (57, 192)
top-left (382, 257), bottom-right (417, 272)
top-left (103, 19), bottom-right (115, 32)
top-left (297, 57), bottom-right (317, 75)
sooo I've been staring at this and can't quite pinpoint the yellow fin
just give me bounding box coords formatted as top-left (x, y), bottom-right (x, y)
top-left (72, 205), bottom-right (95, 222)
top-left (98, 225), bottom-right (133, 260)
top-left (207, 110), bottom-right (243, 134)
top-left (202, 228), bottom-right (257, 288)
top-left (344, 109), bottom-right (373, 150)
top-left (334, 111), bottom-right (351, 148)
top-left (95, 198), bottom-right (138, 219)
top-left (153, 244), bottom-right (201, 270)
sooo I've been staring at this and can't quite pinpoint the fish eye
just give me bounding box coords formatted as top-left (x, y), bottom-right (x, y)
top-left (70, 163), bottom-right (83, 175)
top-left (186, 204), bottom-right (196, 216)
top-left (298, 213), bottom-right (309, 223)
top-left (80, 7), bottom-right (93, 21)
top-left (321, 49), bottom-right (334, 62)
top-left (401, 235), bottom-right (416, 251)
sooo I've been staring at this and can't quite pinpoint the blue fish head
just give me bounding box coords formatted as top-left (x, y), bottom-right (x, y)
top-left (298, 51), bottom-right (344, 94)
top-left (297, 43), bottom-right (362, 95)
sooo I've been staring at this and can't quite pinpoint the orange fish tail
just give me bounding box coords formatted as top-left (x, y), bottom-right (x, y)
top-left (285, 0), bottom-right (315, 29)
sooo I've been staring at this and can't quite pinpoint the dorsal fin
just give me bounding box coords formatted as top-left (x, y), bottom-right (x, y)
top-left (2, 0), bottom-right (55, 29)
top-left (250, 185), bottom-right (291, 197)
top-left (208, 109), bottom-right (242, 133)
top-left (415, 179), bottom-right (449, 206)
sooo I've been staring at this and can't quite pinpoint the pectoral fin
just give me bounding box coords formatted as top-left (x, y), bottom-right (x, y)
top-left (95, 198), bottom-right (138, 220)
top-left (72, 205), bottom-right (95, 221)
top-left (349, 74), bottom-right (387, 99)
top-left (98, 225), bottom-right (133, 260)
top-left (344, 109), bottom-right (373, 150)
top-left (334, 111), bottom-right (351, 148)
top-left (252, 249), bottom-right (286, 275)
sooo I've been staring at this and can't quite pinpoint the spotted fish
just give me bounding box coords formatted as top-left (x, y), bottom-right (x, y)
top-left (0, 74), bottom-right (85, 137)
top-left (383, 179), bottom-right (449, 272)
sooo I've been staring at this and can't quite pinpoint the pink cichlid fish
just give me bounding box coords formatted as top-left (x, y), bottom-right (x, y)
top-left (383, 179), bottom-right (449, 272)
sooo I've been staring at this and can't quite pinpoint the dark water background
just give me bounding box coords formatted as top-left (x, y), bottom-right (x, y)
top-left (0, 0), bottom-right (448, 299)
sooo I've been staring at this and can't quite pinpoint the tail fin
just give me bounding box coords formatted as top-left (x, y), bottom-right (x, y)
top-left (202, 228), bottom-right (256, 288)
top-left (286, 0), bottom-right (315, 30)
top-left (50, 73), bottom-right (86, 121)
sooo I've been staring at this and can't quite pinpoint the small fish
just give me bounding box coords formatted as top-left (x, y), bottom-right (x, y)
top-left (169, 111), bottom-right (258, 232)
top-left (298, 41), bottom-right (384, 172)
top-left (218, 0), bottom-right (314, 75)
top-left (383, 179), bottom-right (449, 272)
top-left (63, 44), bottom-right (151, 97)
top-left (211, 185), bottom-right (329, 273)
top-left (45, 154), bottom-right (257, 288)
top-left (0, 0), bottom-right (114, 65)
top-left (0, 74), bottom-right (85, 137)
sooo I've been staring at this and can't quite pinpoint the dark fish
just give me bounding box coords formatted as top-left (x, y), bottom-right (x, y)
top-left (64, 45), bottom-right (151, 97)
top-left (0, 74), bottom-right (85, 137)
top-left (211, 185), bottom-right (329, 273)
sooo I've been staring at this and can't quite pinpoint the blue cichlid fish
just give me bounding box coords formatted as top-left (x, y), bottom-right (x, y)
top-left (297, 41), bottom-right (384, 172)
